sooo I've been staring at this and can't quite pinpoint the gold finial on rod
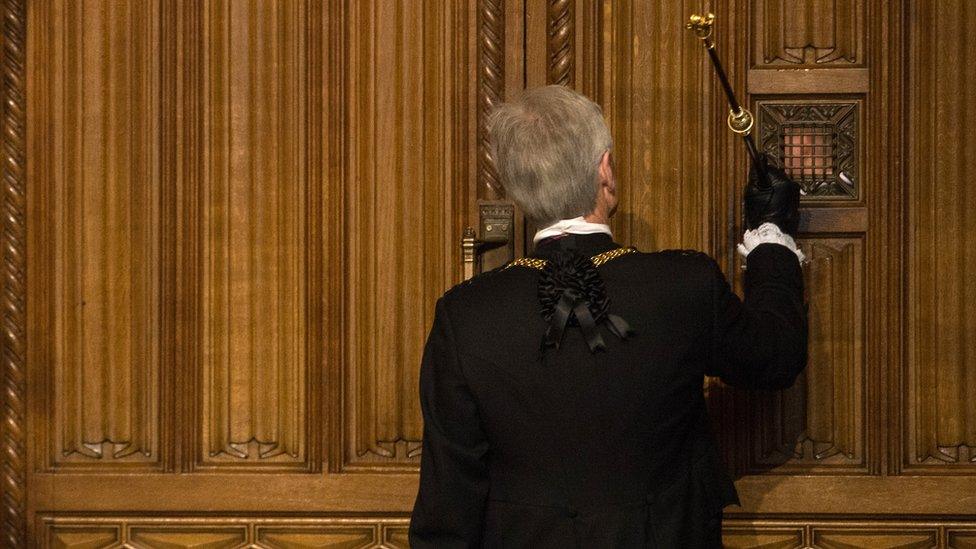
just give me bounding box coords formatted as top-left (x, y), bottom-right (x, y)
top-left (686, 13), bottom-right (715, 45)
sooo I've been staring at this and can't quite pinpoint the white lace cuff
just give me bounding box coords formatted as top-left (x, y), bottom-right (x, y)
top-left (736, 222), bottom-right (806, 264)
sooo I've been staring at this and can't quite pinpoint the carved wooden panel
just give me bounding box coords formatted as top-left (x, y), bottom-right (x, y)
top-left (29, 0), bottom-right (162, 468)
top-left (758, 100), bottom-right (860, 199)
top-left (948, 531), bottom-right (976, 548)
top-left (722, 519), bottom-right (976, 549)
top-left (812, 529), bottom-right (937, 549)
top-left (600, 0), bottom-right (715, 252)
top-left (129, 527), bottom-right (248, 549)
top-left (905, 0), bottom-right (976, 470)
top-left (722, 526), bottom-right (803, 548)
top-left (46, 526), bottom-right (120, 549)
top-left (342, 0), bottom-right (471, 467)
top-left (40, 517), bottom-right (412, 549)
top-left (752, 0), bottom-right (865, 67)
top-left (256, 526), bottom-right (376, 549)
top-left (193, 0), bottom-right (312, 468)
top-left (39, 516), bottom-right (976, 549)
top-left (14, 0), bottom-right (976, 545)
top-left (746, 238), bottom-right (865, 472)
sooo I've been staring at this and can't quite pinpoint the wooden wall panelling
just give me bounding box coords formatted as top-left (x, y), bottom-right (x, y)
top-left (29, 0), bottom-right (163, 469)
top-left (1, 0), bottom-right (27, 543)
top-left (37, 515), bottom-right (976, 549)
top-left (734, 0), bottom-right (879, 481)
top-left (745, 237), bottom-right (866, 472)
top-left (723, 519), bottom-right (976, 549)
top-left (811, 528), bottom-right (937, 548)
top-left (342, 0), bottom-right (472, 468)
top-left (747, 0), bottom-right (868, 95)
top-left (721, 525), bottom-right (804, 549)
top-left (599, 0), bottom-right (715, 252)
top-left (192, 0), bottom-right (315, 470)
top-left (39, 516), bottom-right (413, 549)
top-left (752, 0), bottom-right (864, 67)
top-left (905, 0), bottom-right (976, 471)
top-left (948, 531), bottom-right (976, 548)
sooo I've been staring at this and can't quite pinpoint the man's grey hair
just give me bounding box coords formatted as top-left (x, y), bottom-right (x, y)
top-left (488, 85), bottom-right (612, 226)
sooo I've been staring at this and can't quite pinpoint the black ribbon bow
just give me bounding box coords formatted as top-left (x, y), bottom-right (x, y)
top-left (538, 250), bottom-right (633, 354)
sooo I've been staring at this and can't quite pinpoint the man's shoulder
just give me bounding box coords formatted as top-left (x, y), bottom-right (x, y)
top-left (438, 247), bottom-right (722, 306)
top-left (610, 247), bottom-right (719, 276)
top-left (439, 263), bottom-right (534, 309)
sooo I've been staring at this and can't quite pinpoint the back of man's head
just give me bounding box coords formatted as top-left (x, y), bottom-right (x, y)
top-left (488, 85), bottom-right (612, 227)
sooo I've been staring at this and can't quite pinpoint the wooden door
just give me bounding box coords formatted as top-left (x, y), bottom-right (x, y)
top-left (6, 0), bottom-right (976, 547)
top-left (517, 0), bottom-right (976, 545)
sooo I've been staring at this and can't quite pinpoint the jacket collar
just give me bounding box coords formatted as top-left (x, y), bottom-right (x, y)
top-left (532, 232), bottom-right (619, 259)
top-left (533, 216), bottom-right (612, 244)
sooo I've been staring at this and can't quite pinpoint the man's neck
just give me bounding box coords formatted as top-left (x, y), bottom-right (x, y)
top-left (583, 211), bottom-right (610, 225)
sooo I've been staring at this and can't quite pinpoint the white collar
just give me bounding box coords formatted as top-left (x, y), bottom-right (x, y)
top-left (533, 216), bottom-right (613, 244)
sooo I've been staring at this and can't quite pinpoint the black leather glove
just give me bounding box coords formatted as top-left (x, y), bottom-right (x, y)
top-left (744, 154), bottom-right (801, 237)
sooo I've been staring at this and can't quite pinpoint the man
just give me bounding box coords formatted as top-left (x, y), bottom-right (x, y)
top-left (409, 85), bottom-right (807, 548)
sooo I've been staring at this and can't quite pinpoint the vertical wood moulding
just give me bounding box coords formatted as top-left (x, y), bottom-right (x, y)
top-left (875, 0), bottom-right (904, 477)
top-left (547, 0), bottom-right (574, 86)
top-left (575, 0), bottom-right (601, 102)
top-left (477, 0), bottom-right (504, 200)
top-left (304, 0), bottom-right (325, 477)
top-left (173, 0), bottom-right (206, 475)
top-left (159, 0), bottom-right (177, 474)
top-left (325, 0), bottom-right (346, 473)
top-left (1, 0), bottom-right (26, 542)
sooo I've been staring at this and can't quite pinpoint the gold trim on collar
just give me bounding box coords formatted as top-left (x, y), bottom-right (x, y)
top-left (505, 247), bottom-right (637, 271)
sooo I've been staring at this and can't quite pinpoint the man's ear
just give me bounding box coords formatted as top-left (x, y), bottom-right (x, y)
top-left (598, 150), bottom-right (615, 191)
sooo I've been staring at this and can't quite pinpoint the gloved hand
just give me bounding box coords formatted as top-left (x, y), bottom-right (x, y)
top-left (744, 154), bottom-right (801, 237)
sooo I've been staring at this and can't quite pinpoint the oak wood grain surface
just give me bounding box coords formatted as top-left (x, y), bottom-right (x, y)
top-left (9, 0), bottom-right (976, 547)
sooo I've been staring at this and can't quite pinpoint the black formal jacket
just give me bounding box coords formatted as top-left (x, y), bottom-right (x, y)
top-left (409, 233), bottom-right (807, 548)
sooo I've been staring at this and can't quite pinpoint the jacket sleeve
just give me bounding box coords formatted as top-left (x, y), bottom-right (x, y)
top-left (705, 243), bottom-right (808, 390)
top-left (409, 297), bottom-right (490, 548)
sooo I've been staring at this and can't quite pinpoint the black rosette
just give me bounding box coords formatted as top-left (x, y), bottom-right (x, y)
top-left (538, 250), bottom-right (633, 354)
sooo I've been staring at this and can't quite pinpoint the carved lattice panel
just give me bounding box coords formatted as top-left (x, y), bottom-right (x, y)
top-left (758, 101), bottom-right (859, 199)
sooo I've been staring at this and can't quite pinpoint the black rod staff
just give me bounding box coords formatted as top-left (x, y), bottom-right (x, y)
top-left (686, 13), bottom-right (770, 189)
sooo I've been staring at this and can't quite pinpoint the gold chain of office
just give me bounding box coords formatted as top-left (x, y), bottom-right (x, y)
top-left (504, 246), bottom-right (638, 271)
